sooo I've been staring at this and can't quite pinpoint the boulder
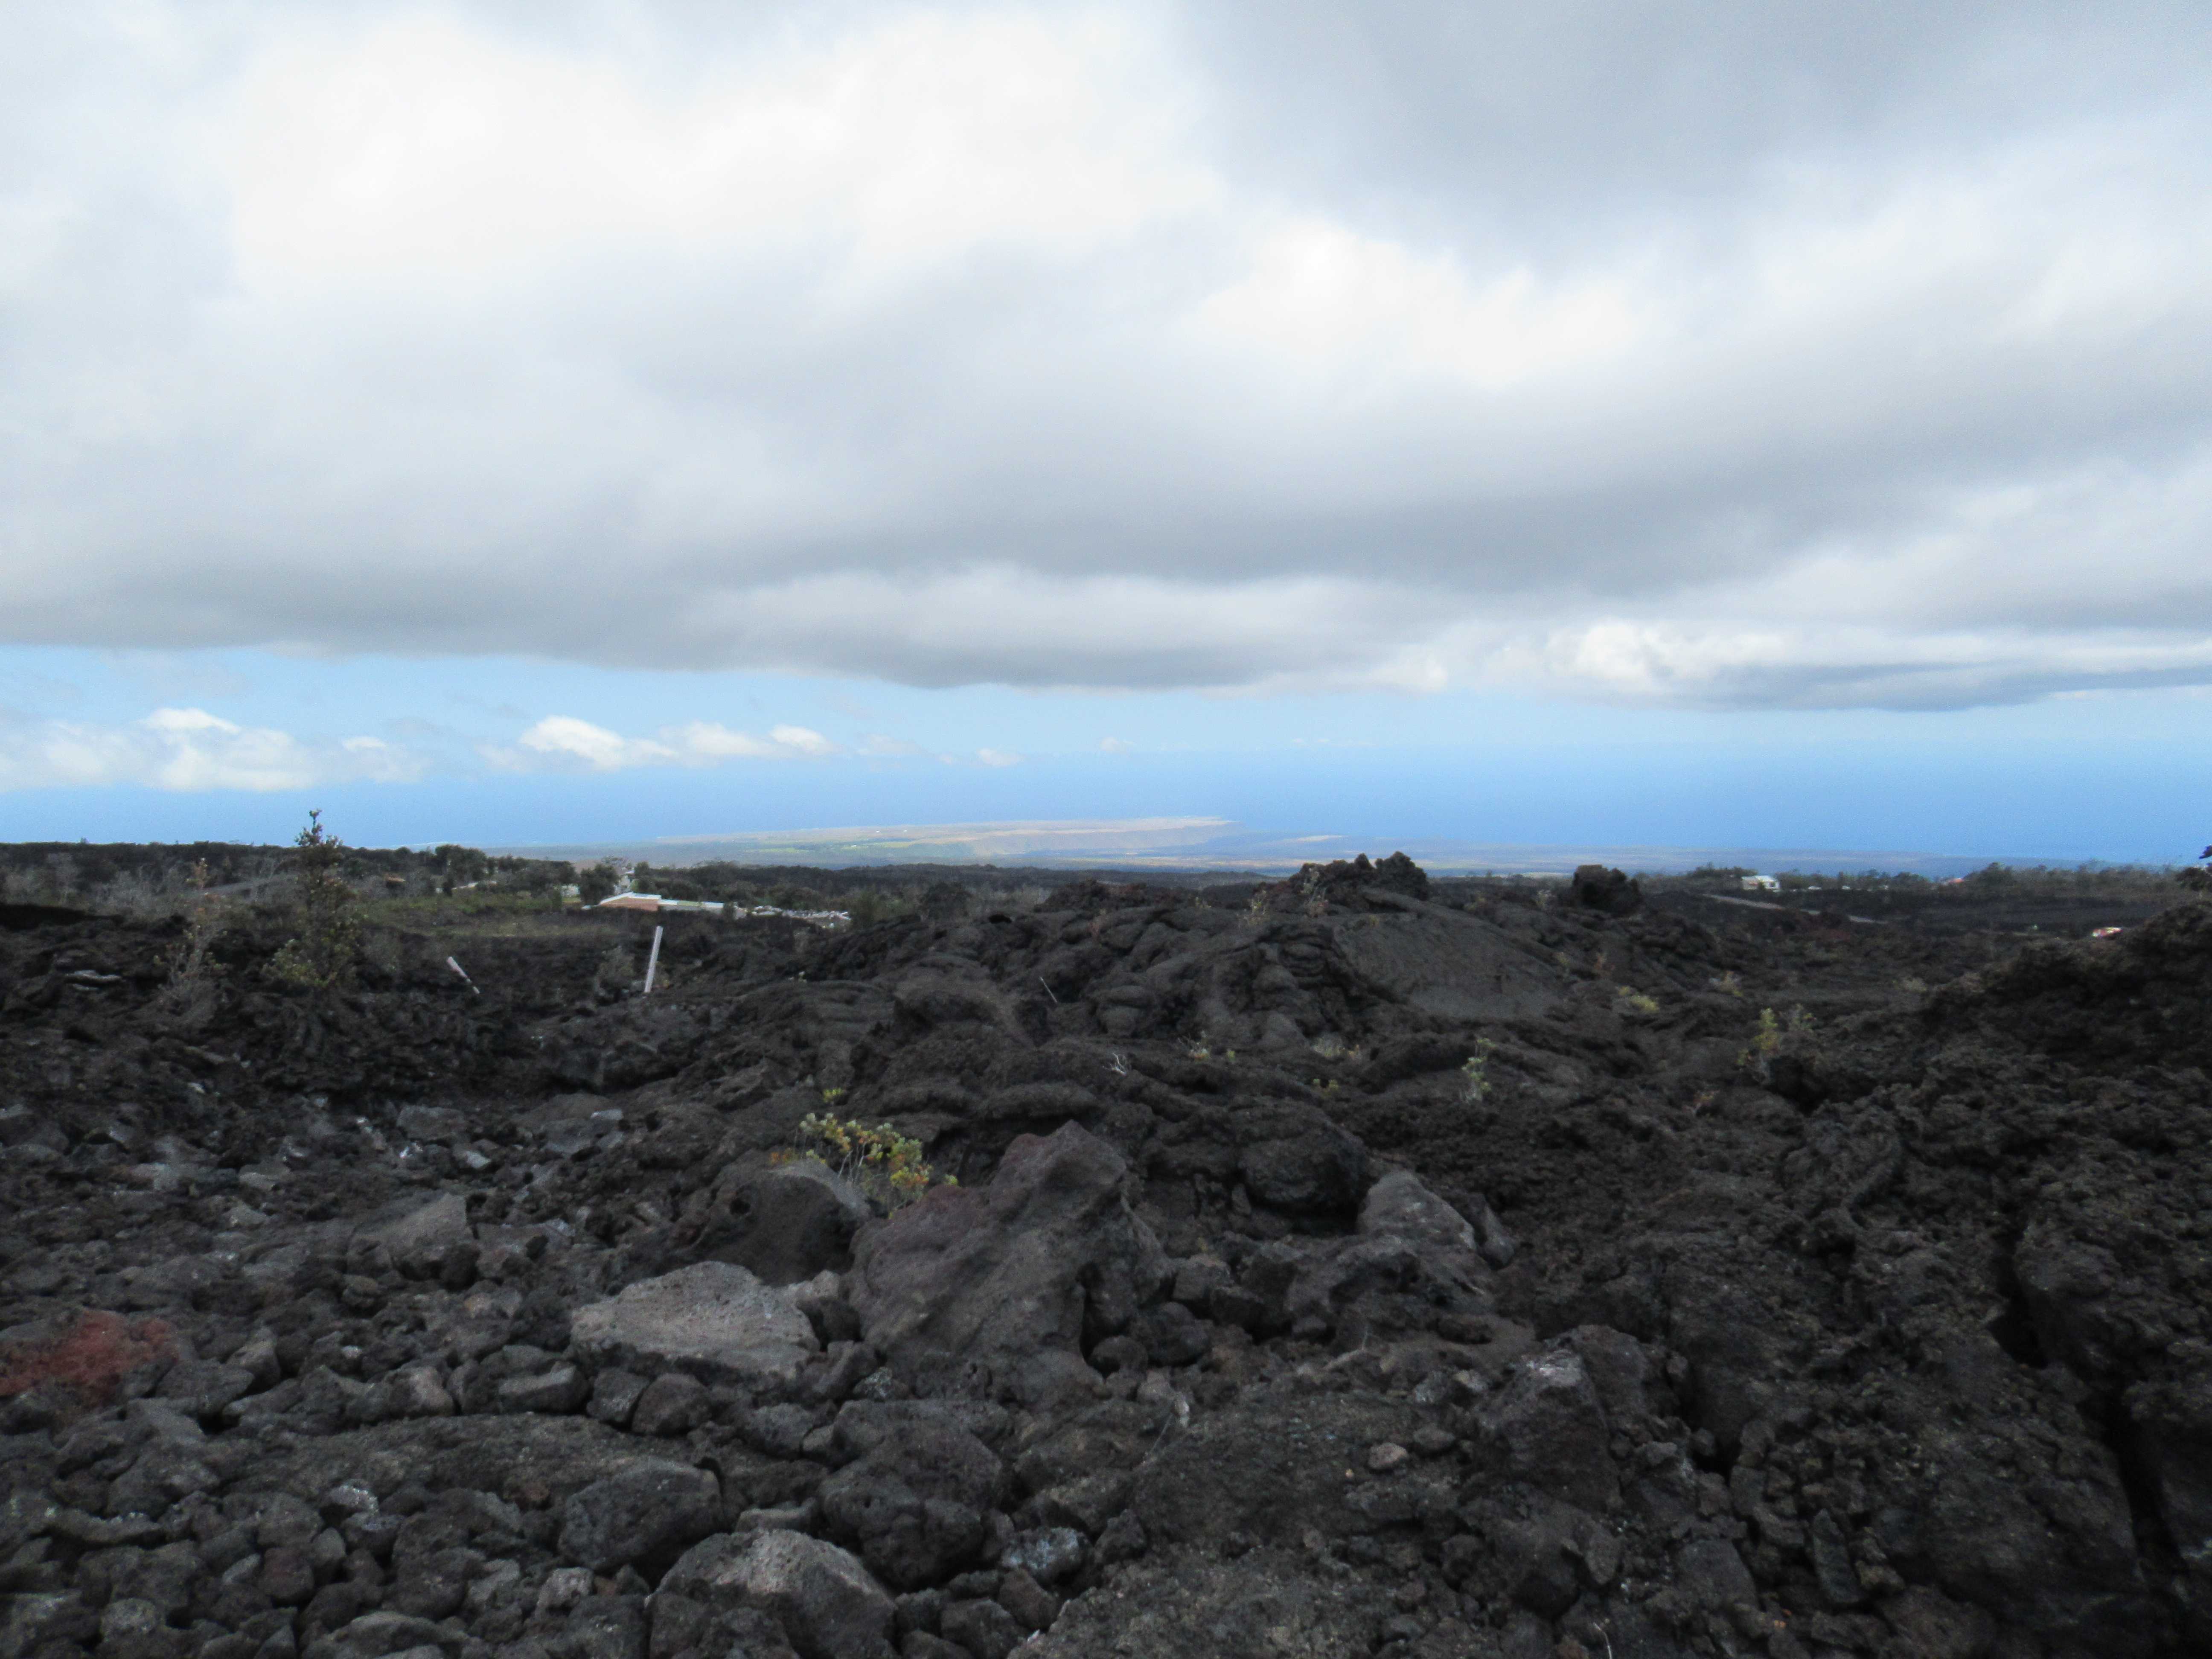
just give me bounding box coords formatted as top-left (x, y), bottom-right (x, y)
top-left (1132, 1388), bottom-right (1424, 1546)
top-left (631, 1372), bottom-right (712, 1438)
top-left (558, 1460), bottom-right (722, 1575)
top-left (304, 1612), bottom-right (460, 1659)
top-left (1132, 1301), bottom-right (1210, 1368)
top-left (666, 1158), bottom-right (873, 1287)
top-left (570, 1263), bottom-right (819, 1393)
top-left (1568, 864), bottom-right (1642, 917)
top-left (1358, 1169), bottom-right (1473, 1252)
top-left (1281, 1187), bottom-right (1493, 1342)
top-left (1560, 1325), bottom-right (1653, 1423)
top-left (355, 1193), bottom-right (472, 1280)
top-left (1456, 1486), bottom-right (1607, 1619)
top-left (818, 1402), bottom-right (1007, 1589)
top-left (559, 1596), bottom-right (646, 1659)
top-left (496, 1362), bottom-right (590, 1415)
top-left (1467, 1350), bottom-right (1617, 1513)
top-left (1235, 1106), bottom-right (1367, 1216)
top-left (1003, 1528), bottom-right (1088, 1588)
top-left (662, 1530), bottom-right (895, 1659)
top-left (1362, 1167), bottom-right (1517, 1267)
top-left (154, 1359), bottom-right (255, 1423)
top-left (940, 1595), bottom-right (1025, 1658)
top-left (846, 1123), bottom-right (1169, 1406)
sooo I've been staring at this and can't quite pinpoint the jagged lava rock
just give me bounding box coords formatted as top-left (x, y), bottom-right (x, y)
top-left (558, 1458), bottom-right (721, 1574)
top-left (569, 1261), bottom-right (818, 1391)
top-left (665, 1156), bottom-right (872, 1286)
top-left (817, 1401), bottom-right (1007, 1589)
top-left (353, 1191), bottom-right (472, 1280)
top-left (662, 1529), bottom-right (895, 1659)
top-left (846, 1122), bottom-right (1168, 1406)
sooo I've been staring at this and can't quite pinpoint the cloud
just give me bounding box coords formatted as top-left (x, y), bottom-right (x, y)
top-left (4, 3), bottom-right (2212, 710)
top-left (1099, 736), bottom-right (1134, 753)
top-left (515, 716), bottom-right (675, 770)
top-left (501, 715), bottom-right (841, 771)
top-left (858, 733), bottom-right (928, 757)
top-left (0, 707), bottom-right (420, 792)
top-left (975, 748), bottom-right (1025, 768)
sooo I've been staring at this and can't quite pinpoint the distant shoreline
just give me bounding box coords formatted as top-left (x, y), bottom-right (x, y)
top-left (482, 821), bottom-right (2120, 879)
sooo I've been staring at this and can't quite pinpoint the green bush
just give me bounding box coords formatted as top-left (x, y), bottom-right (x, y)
top-left (2180, 846), bottom-right (2212, 894)
top-left (267, 810), bottom-right (362, 992)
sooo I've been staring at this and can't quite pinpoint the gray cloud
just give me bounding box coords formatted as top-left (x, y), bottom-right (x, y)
top-left (3, 1), bottom-right (2210, 708)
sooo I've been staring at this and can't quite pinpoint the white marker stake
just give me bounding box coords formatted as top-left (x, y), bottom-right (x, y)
top-left (446, 956), bottom-right (478, 995)
top-left (643, 926), bottom-right (664, 996)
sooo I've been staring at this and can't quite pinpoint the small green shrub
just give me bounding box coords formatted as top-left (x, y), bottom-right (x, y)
top-left (1739, 1007), bottom-right (1783, 1074)
top-left (159, 859), bottom-right (225, 1021)
top-left (784, 1114), bottom-right (954, 1211)
top-left (1462, 1038), bottom-right (1499, 1103)
top-left (267, 811), bottom-right (361, 993)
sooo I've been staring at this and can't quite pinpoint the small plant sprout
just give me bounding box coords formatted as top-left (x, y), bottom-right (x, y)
top-left (1616, 988), bottom-right (1660, 1016)
top-left (1461, 1038), bottom-right (1499, 1103)
top-left (160, 859), bottom-right (226, 1016)
top-left (820, 1086), bottom-right (847, 1105)
top-left (1739, 1007), bottom-right (1784, 1075)
top-left (1710, 971), bottom-right (1744, 999)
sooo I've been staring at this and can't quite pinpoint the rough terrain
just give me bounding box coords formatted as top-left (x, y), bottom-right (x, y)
top-left (3, 855), bottom-right (2209, 1659)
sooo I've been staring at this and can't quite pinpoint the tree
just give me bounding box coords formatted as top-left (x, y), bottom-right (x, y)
top-left (435, 843), bottom-right (490, 889)
top-left (268, 810), bottom-right (362, 992)
top-left (2180, 847), bottom-right (2212, 894)
top-left (578, 861), bottom-right (618, 905)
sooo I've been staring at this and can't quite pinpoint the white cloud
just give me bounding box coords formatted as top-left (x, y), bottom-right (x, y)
top-left (0, 707), bottom-right (419, 792)
top-left (515, 716), bottom-right (675, 770)
top-left (975, 748), bottom-right (1024, 768)
top-left (858, 732), bottom-right (928, 757)
top-left (3, 3), bottom-right (2212, 711)
top-left (501, 715), bottom-right (844, 772)
top-left (214, 10), bottom-right (1213, 294)
top-left (1099, 736), bottom-right (1133, 753)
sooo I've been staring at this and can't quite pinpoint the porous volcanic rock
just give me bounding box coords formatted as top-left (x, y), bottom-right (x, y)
top-left (3, 858), bottom-right (2209, 1657)
top-left (845, 1121), bottom-right (1169, 1406)
top-left (568, 1260), bottom-right (819, 1390)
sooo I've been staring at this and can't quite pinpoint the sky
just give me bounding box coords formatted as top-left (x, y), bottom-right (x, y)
top-left (3, 2), bottom-right (2209, 862)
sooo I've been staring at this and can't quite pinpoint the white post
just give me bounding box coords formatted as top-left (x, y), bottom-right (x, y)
top-left (643, 926), bottom-right (664, 995)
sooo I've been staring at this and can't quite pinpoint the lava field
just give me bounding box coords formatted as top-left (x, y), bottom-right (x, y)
top-left (3, 857), bottom-right (2209, 1659)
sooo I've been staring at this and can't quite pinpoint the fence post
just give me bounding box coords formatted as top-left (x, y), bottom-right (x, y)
top-left (643, 925), bottom-right (664, 995)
